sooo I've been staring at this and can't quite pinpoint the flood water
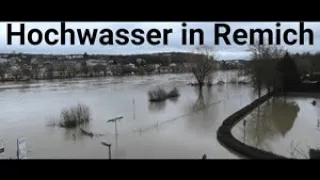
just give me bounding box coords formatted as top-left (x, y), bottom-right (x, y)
top-left (0, 71), bottom-right (257, 159)
top-left (232, 93), bottom-right (320, 159)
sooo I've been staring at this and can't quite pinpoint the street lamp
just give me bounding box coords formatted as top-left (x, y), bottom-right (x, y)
top-left (101, 141), bottom-right (111, 160)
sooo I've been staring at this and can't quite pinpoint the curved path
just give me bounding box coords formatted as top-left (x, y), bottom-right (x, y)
top-left (216, 93), bottom-right (288, 159)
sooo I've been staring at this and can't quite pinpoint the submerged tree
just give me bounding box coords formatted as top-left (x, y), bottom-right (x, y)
top-left (189, 45), bottom-right (216, 90)
top-left (247, 42), bottom-right (286, 97)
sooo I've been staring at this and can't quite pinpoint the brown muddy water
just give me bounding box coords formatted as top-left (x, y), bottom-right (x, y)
top-left (0, 71), bottom-right (257, 159)
top-left (232, 93), bottom-right (320, 159)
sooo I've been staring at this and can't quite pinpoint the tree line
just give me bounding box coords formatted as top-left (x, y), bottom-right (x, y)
top-left (0, 60), bottom-right (192, 81)
top-left (247, 44), bottom-right (300, 97)
top-left (187, 44), bottom-right (304, 96)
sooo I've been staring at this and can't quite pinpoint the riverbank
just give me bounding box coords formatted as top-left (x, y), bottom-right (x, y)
top-left (217, 83), bottom-right (320, 159)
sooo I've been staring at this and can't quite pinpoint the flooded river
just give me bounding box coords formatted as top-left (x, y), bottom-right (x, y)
top-left (0, 71), bottom-right (257, 159)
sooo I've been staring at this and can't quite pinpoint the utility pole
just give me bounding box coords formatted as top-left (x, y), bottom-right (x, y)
top-left (106, 116), bottom-right (123, 159)
top-left (101, 141), bottom-right (111, 160)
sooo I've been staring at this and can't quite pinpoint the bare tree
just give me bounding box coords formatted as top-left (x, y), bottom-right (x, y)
top-left (189, 45), bottom-right (216, 90)
top-left (247, 42), bottom-right (286, 97)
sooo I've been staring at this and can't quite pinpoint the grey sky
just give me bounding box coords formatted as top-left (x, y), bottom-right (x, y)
top-left (0, 22), bottom-right (318, 60)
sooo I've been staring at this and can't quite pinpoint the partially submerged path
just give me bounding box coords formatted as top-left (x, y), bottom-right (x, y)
top-left (216, 93), bottom-right (288, 159)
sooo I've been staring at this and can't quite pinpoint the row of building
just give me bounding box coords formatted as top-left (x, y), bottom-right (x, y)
top-left (0, 53), bottom-right (246, 81)
top-left (0, 58), bottom-right (197, 80)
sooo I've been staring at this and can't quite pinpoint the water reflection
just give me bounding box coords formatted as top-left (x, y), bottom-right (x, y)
top-left (217, 84), bottom-right (225, 93)
top-left (64, 128), bottom-right (81, 141)
top-left (185, 87), bottom-right (218, 133)
top-left (269, 99), bottom-right (300, 136)
top-left (19, 83), bottom-right (32, 93)
top-left (191, 87), bottom-right (215, 111)
top-left (51, 123), bottom-right (93, 141)
top-left (90, 82), bottom-right (110, 88)
top-left (168, 97), bottom-right (179, 104)
top-left (241, 98), bottom-right (300, 150)
top-left (206, 86), bottom-right (214, 104)
top-left (148, 101), bottom-right (167, 112)
top-left (192, 90), bottom-right (206, 112)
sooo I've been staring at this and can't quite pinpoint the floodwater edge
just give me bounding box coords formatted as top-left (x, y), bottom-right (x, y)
top-left (217, 83), bottom-right (320, 159)
top-left (217, 92), bottom-right (288, 159)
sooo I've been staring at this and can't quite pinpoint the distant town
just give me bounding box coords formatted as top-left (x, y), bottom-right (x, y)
top-left (0, 51), bottom-right (247, 81)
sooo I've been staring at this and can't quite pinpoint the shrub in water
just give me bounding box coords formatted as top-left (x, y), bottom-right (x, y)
top-left (148, 87), bottom-right (167, 102)
top-left (148, 86), bottom-right (180, 102)
top-left (166, 87), bottom-right (180, 98)
top-left (59, 103), bottom-right (91, 128)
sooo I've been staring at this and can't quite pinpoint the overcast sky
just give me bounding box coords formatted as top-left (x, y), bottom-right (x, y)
top-left (0, 22), bottom-right (319, 60)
